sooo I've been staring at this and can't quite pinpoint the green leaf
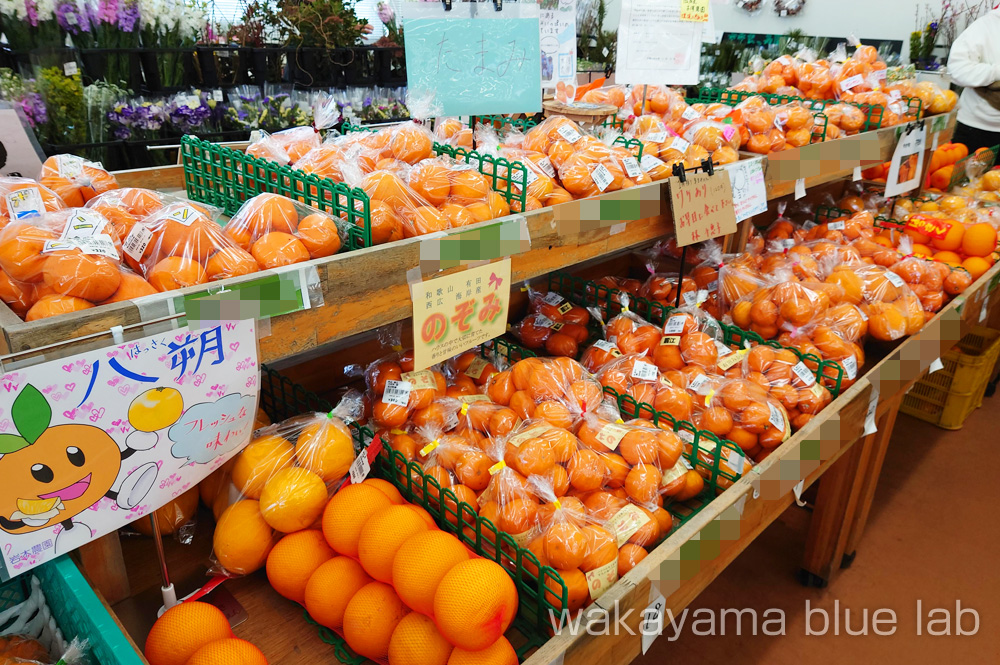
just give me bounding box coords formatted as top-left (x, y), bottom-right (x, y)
top-left (0, 433), bottom-right (29, 454)
top-left (12, 384), bottom-right (51, 445)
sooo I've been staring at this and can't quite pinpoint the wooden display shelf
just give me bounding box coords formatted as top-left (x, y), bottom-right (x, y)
top-left (0, 112), bottom-right (957, 369)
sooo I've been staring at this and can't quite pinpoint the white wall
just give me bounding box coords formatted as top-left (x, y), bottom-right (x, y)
top-left (601, 0), bottom-right (987, 62)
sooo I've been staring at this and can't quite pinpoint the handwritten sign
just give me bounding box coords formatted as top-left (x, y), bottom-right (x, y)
top-left (411, 259), bottom-right (512, 371)
top-left (723, 157), bottom-right (767, 222)
top-left (0, 321), bottom-right (259, 579)
top-left (615, 0), bottom-right (701, 85)
top-left (403, 3), bottom-right (542, 116)
top-left (669, 171), bottom-right (738, 247)
top-left (885, 123), bottom-right (926, 197)
top-left (679, 0), bottom-right (709, 21)
top-left (540, 0), bottom-right (577, 90)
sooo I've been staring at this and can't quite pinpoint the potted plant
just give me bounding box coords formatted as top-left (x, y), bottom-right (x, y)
top-left (277, 0), bottom-right (370, 86)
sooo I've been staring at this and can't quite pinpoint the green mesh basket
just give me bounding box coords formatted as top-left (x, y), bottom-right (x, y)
top-left (179, 135), bottom-right (370, 248)
top-left (544, 271), bottom-right (844, 397)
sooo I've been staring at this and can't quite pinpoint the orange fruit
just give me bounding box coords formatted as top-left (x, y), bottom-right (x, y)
top-left (388, 611), bottom-right (454, 665)
top-left (0, 223), bottom-right (57, 282)
top-left (932, 250), bottom-right (962, 266)
top-left (119, 188), bottom-right (163, 217)
top-left (297, 213), bottom-right (342, 258)
top-left (544, 521), bottom-right (587, 569)
top-left (205, 247), bottom-right (258, 281)
top-left (25, 294), bottom-right (93, 321)
top-left (0, 270), bottom-right (34, 317)
top-left (391, 125), bottom-right (433, 164)
top-left (304, 556), bottom-right (373, 629)
top-left (409, 162), bottom-right (452, 206)
top-left (144, 601), bottom-right (233, 665)
top-left (0, 636), bottom-right (47, 661)
top-left (322, 483), bottom-right (394, 556)
top-left (40, 249), bottom-right (120, 301)
top-left (358, 505), bottom-right (430, 583)
top-left (242, 193), bottom-right (298, 236)
top-left (266, 529), bottom-right (334, 602)
top-left (213, 500), bottom-right (277, 575)
top-left (944, 268), bottom-right (973, 295)
top-left (393, 530), bottom-right (470, 615)
top-left (91, 203), bottom-right (137, 241)
top-left (446, 637), bottom-right (518, 665)
top-left (961, 222), bottom-right (997, 258)
top-left (295, 418), bottom-right (355, 482)
top-left (251, 231), bottom-right (310, 268)
top-left (450, 170), bottom-right (491, 203)
top-left (343, 581), bottom-right (410, 660)
top-left (259, 466), bottom-right (328, 533)
top-left (186, 638), bottom-right (268, 665)
top-left (99, 270), bottom-right (157, 304)
top-left (433, 559), bottom-right (517, 651)
top-left (618, 544), bottom-right (648, 576)
top-left (147, 256), bottom-right (207, 292)
top-left (961, 256), bottom-right (990, 280)
top-left (232, 434), bottom-right (295, 499)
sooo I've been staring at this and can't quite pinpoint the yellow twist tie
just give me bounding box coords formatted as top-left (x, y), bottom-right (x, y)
top-left (391, 345), bottom-right (403, 352)
top-left (615, 418), bottom-right (624, 424)
top-left (489, 460), bottom-right (507, 475)
top-left (553, 499), bottom-right (562, 510)
top-left (419, 439), bottom-right (440, 456)
top-left (460, 403), bottom-right (469, 416)
top-left (704, 389), bottom-right (716, 407)
top-left (390, 428), bottom-right (407, 435)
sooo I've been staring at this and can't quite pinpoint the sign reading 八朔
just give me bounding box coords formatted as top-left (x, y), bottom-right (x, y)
top-left (411, 259), bottom-right (512, 371)
top-left (0, 320), bottom-right (259, 580)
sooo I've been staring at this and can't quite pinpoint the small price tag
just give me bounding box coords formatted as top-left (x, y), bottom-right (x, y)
top-left (681, 106), bottom-right (700, 121)
top-left (768, 402), bottom-right (785, 431)
top-left (557, 125), bottom-right (584, 143)
top-left (670, 137), bottom-right (691, 153)
top-left (885, 271), bottom-right (906, 288)
top-left (595, 422), bottom-right (631, 451)
top-left (464, 356), bottom-right (490, 380)
top-left (535, 314), bottom-right (556, 328)
top-left (622, 157), bottom-right (642, 179)
top-left (828, 220), bottom-right (846, 231)
top-left (641, 592), bottom-right (667, 654)
top-left (557, 302), bottom-right (573, 315)
top-left (593, 339), bottom-right (620, 354)
top-left (853, 166), bottom-right (863, 181)
top-left (591, 164), bottom-right (614, 192)
top-left (795, 178), bottom-right (806, 200)
top-left (349, 452), bottom-right (370, 484)
top-left (57, 154), bottom-right (84, 179)
top-left (63, 61), bottom-right (78, 76)
top-left (792, 362), bottom-right (816, 387)
top-left (5, 188), bottom-right (43, 219)
top-left (165, 205), bottom-right (204, 226)
top-left (717, 349), bottom-right (745, 371)
top-left (840, 74), bottom-right (864, 91)
top-left (647, 130), bottom-right (668, 143)
top-left (212, 89), bottom-right (224, 102)
top-left (123, 224), bottom-right (153, 261)
top-left (688, 374), bottom-right (709, 392)
top-left (640, 154), bottom-right (664, 172)
top-left (73, 234), bottom-right (119, 259)
top-left (537, 156), bottom-right (556, 178)
top-left (659, 335), bottom-right (680, 346)
top-left (727, 449), bottom-right (746, 475)
top-left (842, 355), bottom-right (858, 380)
top-left (542, 291), bottom-right (565, 306)
top-left (663, 315), bottom-right (687, 335)
top-left (382, 380), bottom-right (412, 406)
top-left (62, 210), bottom-right (107, 239)
top-left (864, 382), bottom-right (880, 435)
top-left (631, 360), bottom-right (658, 381)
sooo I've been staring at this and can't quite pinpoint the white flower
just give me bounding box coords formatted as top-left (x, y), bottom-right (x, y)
top-left (35, 0), bottom-right (56, 20)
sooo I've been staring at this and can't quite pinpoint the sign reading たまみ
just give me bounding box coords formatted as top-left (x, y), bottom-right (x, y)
top-left (0, 320), bottom-right (259, 579)
top-left (411, 259), bottom-right (511, 371)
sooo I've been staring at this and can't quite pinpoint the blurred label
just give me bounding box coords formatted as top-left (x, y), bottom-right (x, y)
top-left (606, 504), bottom-right (651, 547)
top-left (682, 106), bottom-right (700, 121)
top-left (585, 559), bottom-right (619, 600)
top-left (411, 259), bottom-right (511, 371)
top-left (57, 154), bottom-right (84, 179)
top-left (42, 235), bottom-right (118, 259)
top-left (349, 452), bottom-right (371, 484)
top-left (595, 422), bottom-right (631, 450)
top-left (6, 188), bottom-right (42, 219)
top-left (795, 178), bottom-right (806, 200)
top-left (659, 335), bottom-right (680, 346)
top-left (663, 315), bottom-right (686, 335)
top-left (212, 90), bottom-right (224, 102)
top-left (640, 154), bottom-right (664, 172)
top-left (885, 271), bottom-right (905, 288)
top-left (557, 302), bottom-right (573, 315)
top-left (542, 292), bottom-right (565, 305)
top-left (123, 224), bottom-right (153, 261)
top-left (63, 61), bottom-right (78, 76)
top-left (508, 422), bottom-right (554, 447)
top-left (842, 355), bottom-right (858, 380)
top-left (727, 449), bottom-right (746, 474)
top-left (592, 164), bottom-right (614, 192)
top-left (62, 210), bottom-right (107, 239)
top-left (792, 362), bottom-right (816, 386)
top-left (464, 356), bottom-right (490, 379)
top-left (905, 214), bottom-right (950, 241)
top-left (839, 74), bottom-right (864, 91)
top-left (809, 383), bottom-right (826, 399)
top-left (165, 205), bottom-right (203, 227)
top-left (536, 314), bottom-right (556, 328)
top-left (623, 157), bottom-right (642, 178)
top-left (717, 349), bottom-right (744, 371)
top-left (679, 0), bottom-right (708, 21)
top-left (382, 380), bottom-right (412, 406)
top-left (594, 340), bottom-right (621, 354)
top-left (828, 220), bottom-right (845, 231)
top-left (537, 156), bottom-right (556, 177)
top-left (671, 137), bottom-right (691, 153)
top-left (557, 125), bottom-right (583, 143)
top-left (660, 461), bottom-right (686, 487)
top-left (688, 374), bottom-right (709, 392)
top-left (768, 402), bottom-right (785, 430)
top-left (631, 360), bottom-right (658, 381)
top-left (648, 131), bottom-right (667, 143)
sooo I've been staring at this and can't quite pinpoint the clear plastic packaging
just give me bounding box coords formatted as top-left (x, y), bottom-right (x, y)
top-left (0, 177), bottom-right (67, 224)
top-left (38, 154), bottom-right (118, 206)
top-left (224, 192), bottom-right (349, 265)
top-left (367, 350), bottom-right (449, 430)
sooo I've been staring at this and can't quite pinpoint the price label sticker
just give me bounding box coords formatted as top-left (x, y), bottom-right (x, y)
top-left (663, 315), bottom-right (687, 335)
top-left (349, 452), bottom-right (371, 484)
top-left (523, 168), bottom-right (539, 185)
top-left (716, 340), bottom-right (733, 357)
top-left (508, 422), bottom-right (554, 447)
top-left (669, 137), bottom-right (691, 153)
top-left (593, 339), bottom-right (621, 355)
top-left (401, 370), bottom-right (438, 391)
top-left (382, 380), bottom-right (412, 407)
top-left (535, 314), bottom-right (556, 328)
top-left (57, 154), bottom-right (84, 179)
top-left (542, 291), bottom-right (565, 306)
top-left (840, 74), bottom-right (864, 91)
top-left (842, 355), bottom-right (858, 380)
top-left (688, 374), bottom-right (709, 392)
top-left (537, 156), bottom-right (556, 178)
top-left (605, 504), bottom-right (652, 547)
top-left (592, 164), bottom-right (614, 192)
top-left (63, 61), bottom-right (78, 76)
top-left (6, 187), bottom-right (44, 219)
top-left (768, 402), bottom-right (785, 431)
top-left (622, 157), bottom-right (642, 179)
top-left (631, 360), bottom-right (658, 381)
top-left (648, 131), bottom-right (668, 143)
top-left (717, 349), bottom-right (745, 371)
top-left (659, 335), bottom-right (681, 347)
top-left (464, 356), bottom-right (490, 380)
top-left (595, 422), bottom-right (631, 451)
top-left (792, 362), bottom-right (816, 387)
top-left (73, 234), bottom-right (119, 259)
top-left (585, 560), bottom-right (618, 601)
top-left (681, 106), bottom-right (700, 121)
top-left (828, 221), bottom-right (846, 231)
top-left (557, 125), bottom-right (583, 143)
top-left (706, 279), bottom-right (718, 292)
top-left (62, 210), bottom-right (107, 239)
top-left (123, 224), bottom-right (153, 261)
top-left (640, 154), bottom-right (664, 172)
top-left (212, 89), bottom-right (224, 102)
top-left (885, 271), bottom-right (905, 288)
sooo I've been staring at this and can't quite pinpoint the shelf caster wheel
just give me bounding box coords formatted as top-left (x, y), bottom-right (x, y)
top-left (841, 551), bottom-right (857, 569)
top-left (797, 569), bottom-right (828, 588)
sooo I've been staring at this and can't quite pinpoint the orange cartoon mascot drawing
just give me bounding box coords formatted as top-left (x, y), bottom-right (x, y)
top-left (0, 384), bottom-right (168, 553)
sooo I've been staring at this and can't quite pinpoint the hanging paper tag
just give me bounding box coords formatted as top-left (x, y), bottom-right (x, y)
top-left (349, 452), bottom-right (371, 484)
top-left (595, 422), bottom-right (631, 451)
top-left (537, 156), bottom-right (556, 178)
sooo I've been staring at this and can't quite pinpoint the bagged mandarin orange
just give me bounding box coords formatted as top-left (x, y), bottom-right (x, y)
top-left (576, 411), bottom-right (673, 506)
top-left (476, 421), bottom-right (542, 544)
top-left (0, 177), bottom-right (67, 225)
top-left (434, 116), bottom-right (473, 149)
top-left (595, 301), bottom-right (663, 359)
top-left (39, 154), bottom-right (118, 206)
top-left (224, 192), bottom-right (349, 267)
top-left (85, 187), bottom-right (166, 234)
top-left (595, 353), bottom-right (663, 418)
top-left (367, 349), bottom-right (449, 429)
top-left (122, 201), bottom-right (256, 291)
top-left (246, 126), bottom-right (322, 165)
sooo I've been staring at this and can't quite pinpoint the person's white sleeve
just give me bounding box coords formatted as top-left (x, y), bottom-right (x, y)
top-left (948, 25), bottom-right (1000, 88)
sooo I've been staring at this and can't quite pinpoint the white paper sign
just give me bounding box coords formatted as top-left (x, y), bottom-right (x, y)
top-left (794, 178), bottom-right (806, 200)
top-left (641, 592), bottom-right (667, 654)
top-left (615, 0), bottom-right (702, 85)
top-left (885, 123), bottom-right (927, 197)
top-left (0, 321), bottom-right (260, 579)
top-left (539, 0), bottom-right (577, 90)
top-left (725, 157), bottom-right (767, 222)
top-left (864, 381), bottom-right (880, 435)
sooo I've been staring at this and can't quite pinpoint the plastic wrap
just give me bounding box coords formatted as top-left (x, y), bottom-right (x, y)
top-left (434, 117), bottom-right (473, 149)
top-left (85, 187), bottom-right (169, 239)
top-left (123, 201), bottom-right (258, 290)
top-left (224, 192), bottom-right (349, 266)
top-left (38, 154), bottom-right (118, 206)
top-left (367, 350), bottom-right (450, 430)
top-left (0, 177), bottom-right (67, 224)
top-left (600, 301), bottom-right (663, 358)
top-left (595, 353), bottom-right (663, 418)
top-left (486, 357), bottom-right (604, 424)
top-left (212, 392), bottom-right (363, 575)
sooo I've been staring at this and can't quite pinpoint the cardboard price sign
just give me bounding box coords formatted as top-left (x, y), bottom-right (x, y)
top-left (411, 259), bottom-right (512, 371)
top-left (669, 171), bottom-right (738, 247)
top-left (0, 321), bottom-right (260, 580)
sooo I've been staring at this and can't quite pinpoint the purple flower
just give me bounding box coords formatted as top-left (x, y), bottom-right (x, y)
top-left (26, 0), bottom-right (38, 27)
top-left (97, 0), bottom-right (118, 25)
top-left (377, 1), bottom-right (394, 25)
top-left (57, 0), bottom-right (91, 33)
top-left (117, 0), bottom-right (139, 32)
top-left (18, 92), bottom-right (47, 128)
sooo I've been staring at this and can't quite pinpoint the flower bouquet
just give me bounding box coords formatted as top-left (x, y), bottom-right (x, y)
top-left (139, 0), bottom-right (205, 89)
top-left (0, 0), bottom-right (64, 52)
top-left (258, 85), bottom-right (314, 132)
top-left (32, 50), bottom-right (87, 145)
top-left (91, 0), bottom-right (141, 86)
top-left (0, 69), bottom-right (48, 133)
top-left (221, 85), bottom-right (263, 131)
top-left (165, 89), bottom-right (218, 135)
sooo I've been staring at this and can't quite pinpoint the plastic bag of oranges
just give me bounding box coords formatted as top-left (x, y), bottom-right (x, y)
top-left (487, 356), bottom-right (605, 425)
top-left (681, 119), bottom-right (740, 164)
top-left (224, 192), bottom-right (348, 268)
top-left (38, 154), bottom-right (118, 207)
top-left (834, 263), bottom-right (924, 341)
top-left (360, 121), bottom-right (437, 166)
top-left (367, 349), bottom-right (449, 430)
top-left (0, 177), bottom-right (67, 224)
top-left (246, 125), bottom-right (322, 165)
top-left (442, 349), bottom-right (500, 397)
top-left (122, 201), bottom-right (258, 291)
top-left (85, 187), bottom-right (170, 234)
top-left (594, 302), bottom-right (663, 359)
top-left (594, 353), bottom-right (664, 419)
top-left (689, 373), bottom-right (785, 457)
top-left (736, 96), bottom-right (788, 154)
top-left (434, 117), bottom-right (472, 149)
top-left (212, 392), bottom-right (364, 575)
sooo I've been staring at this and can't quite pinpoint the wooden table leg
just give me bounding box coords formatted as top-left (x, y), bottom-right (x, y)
top-left (799, 429), bottom-right (873, 587)
top-left (841, 393), bottom-right (904, 565)
top-left (75, 532), bottom-right (131, 605)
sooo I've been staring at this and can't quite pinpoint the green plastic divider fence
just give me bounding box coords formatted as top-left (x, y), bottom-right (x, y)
top-left (602, 116), bottom-right (626, 132)
top-left (545, 271), bottom-right (844, 397)
top-left (612, 135), bottom-right (645, 158)
top-left (947, 144), bottom-right (999, 191)
top-left (179, 135), bottom-right (371, 248)
top-left (472, 114), bottom-right (539, 133)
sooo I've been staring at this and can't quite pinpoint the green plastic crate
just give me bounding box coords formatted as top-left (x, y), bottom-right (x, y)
top-left (901, 326), bottom-right (1000, 429)
top-left (0, 556), bottom-right (144, 665)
